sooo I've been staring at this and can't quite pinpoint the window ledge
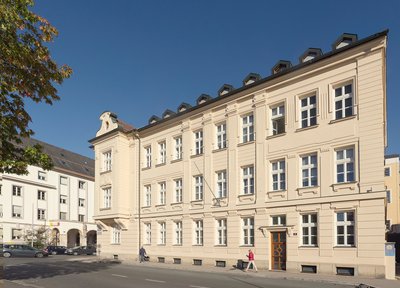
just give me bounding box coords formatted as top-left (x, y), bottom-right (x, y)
top-left (329, 115), bottom-right (356, 124)
top-left (170, 158), bottom-right (183, 164)
top-left (212, 147), bottom-right (228, 153)
top-left (331, 181), bottom-right (357, 192)
top-left (141, 167), bottom-right (151, 171)
top-left (333, 246), bottom-right (356, 249)
top-left (239, 245), bottom-right (254, 247)
top-left (192, 244), bottom-right (204, 247)
top-left (214, 245), bottom-right (227, 247)
top-left (155, 163), bottom-right (166, 168)
top-left (100, 170), bottom-right (112, 175)
top-left (237, 193), bottom-right (255, 204)
top-left (298, 246), bottom-right (319, 249)
top-left (191, 153), bottom-right (203, 159)
top-left (155, 204), bottom-right (166, 207)
top-left (173, 244), bottom-right (183, 246)
top-left (295, 124), bottom-right (319, 133)
top-left (99, 208), bottom-right (111, 211)
top-left (266, 132), bottom-right (286, 140)
top-left (157, 244), bottom-right (166, 246)
top-left (237, 140), bottom-right (255, 147)
top-left (171, 202), bottom-right (183, 205)
top-left (190, 200), bottom-right (204, 204)
top-left (296, 186), bottom-right (319, 196)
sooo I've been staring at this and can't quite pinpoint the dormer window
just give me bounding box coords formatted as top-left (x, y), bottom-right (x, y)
top-left (271, 60), bottom-right (292, 75)
top-left (299, 48), bottom-right (323, 63)
top-left (242, 73), bottom-right (261, 86)
top-left (196, 94), bottom-right (212, 105)
top-left (218, 84), bottom-right (234, 96)
top-left (162, 109), bottom-right (176, 119)
top-left (177, 102), bottom-right (192, 113)
top-left (332, 33), bottom-right (358, 50)
top-left (148, 115), bottom-right (161, 125)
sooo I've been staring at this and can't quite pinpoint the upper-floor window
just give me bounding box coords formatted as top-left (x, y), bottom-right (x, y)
top-left (174, 179), bottom-right (183, 203)
top-left (194, 130), bottom-right (204, 155)
top-left (159, 182), bottom-right (166, 205)
top-left (194, 175), bottom-right (204, 201)
top-left (103, 187), bottom-right (111, 209)
top-left (242, 217), bottom-right (254, 246)
top-left (336, 211), bottom-right (355, 246)
top-left (336, 147), bottom-right (354, 183)
top-left (144, 185), bottom-right (151, 207)
top-left (334, 83), bottom-right (353, 120)
top-left (12, 205), bottom-right (22, 218)
top-left (216, 170), bottom-right (227, 198)
top-left (271, 215), bottom-right (286, 226)
top-left (0, 204), bottom-right (3, 218)
top-left (301, 154), bottom-right (318, 187)
top-left (271, 159), bottom-right (285, 191)
top-left (158, 141), bottom-right (166, 164)
top-left (79, 214), bottom-right (85, 222)
top-left (194, 220), bottom-right (203, 245)
top-left (145, 146), bottom-right (152, 168)
top-left (60, 195), bottom-right (67, 204)
top-left (300, 95), bottom-right (317, 128)
top-left (144, 223), bottom-right (151, 244)
top-left (60, 212), bottom-right (67, 220)
top-left (216, 123), bottom-right (227, 149)
top-left (242, 114), bottom-right (254, 143)
top-left (79, 198), bottom-right (85, 207)
top-left (271, 104), bottom-right (285, 135)
top-left (302, 214), bottom-right (317, 246)
top-left (78, 181), bottom-right (86, 189)
top-left (111, 226), bottom-right (121, 244)
top-left (174, 136), bottom-right (182, 160)
top-left (386, 190), bottom-right (391, 204)
top-left (159, 222), bottom-right (166, 245)
top-left (12, 229), bottom-right (22, 240)
top-left (38, 171), bottom-right (47, 181)
top-left (37, 209), bottom-right (46, 220)
top-left (37, 190), bottom-right (46, 200)
top-left (60, 176), bottom-right (68, 186)
top-left (103, 150), bottom-right (112, 172)
top-left (216, 218), bottom-right (227, 246)
top-left (175, 221), bottom-right (183, 245)
top-left (384, 167), bottom-right (390, 177)
top-left (12, 185), bottom-right (22, 196)
top-left (242, 166), bottom-right (254, 194)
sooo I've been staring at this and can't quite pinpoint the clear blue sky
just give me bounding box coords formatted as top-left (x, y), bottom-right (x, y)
top-left (29, 0), bottom-right (400, 158)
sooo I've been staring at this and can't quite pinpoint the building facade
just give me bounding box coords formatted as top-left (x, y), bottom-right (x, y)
top-left (0, 138), bottom-right (96, 247)
top-left (90, 31), bottom-right (389, 277)
top-left (385, 155), bottom-right (400, 230)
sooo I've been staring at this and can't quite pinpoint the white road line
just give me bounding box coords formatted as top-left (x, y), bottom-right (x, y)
top-left (112, 274), bottom-right (128, 278)
top-left (8, 280), bottom-right (45, 288)
top-left (189, 285), bottom-right (210, 288)
top-left (145, 278), bottom-right (166, 283)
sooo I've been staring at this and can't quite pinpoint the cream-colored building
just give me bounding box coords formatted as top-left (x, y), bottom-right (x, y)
top-left (385, 155), bottom-right (400, 230)
top-left (90, 30), bottom-right (390, 277)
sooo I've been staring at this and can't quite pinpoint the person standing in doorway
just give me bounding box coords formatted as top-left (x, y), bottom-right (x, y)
top-left (139, 246), bottom-right (147, 263)
top-left (245, 249), bottom-right (258, 272)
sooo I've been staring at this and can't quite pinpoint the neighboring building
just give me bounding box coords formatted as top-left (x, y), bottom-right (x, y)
top-left (90, 31), bottom-right (389, 277)
top-left (0, 138), bottom-right (96, 247)
top-left (385, 154), bottom-right (400, 230)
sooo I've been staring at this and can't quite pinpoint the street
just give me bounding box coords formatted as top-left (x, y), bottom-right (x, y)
top-left (2, 255), bottom-right (353, 288)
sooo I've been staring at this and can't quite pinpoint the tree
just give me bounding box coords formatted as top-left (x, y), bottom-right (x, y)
top-left (0, 0), bottom-right (72, 175)
top-left (24, 225), bottom-right (48, 248)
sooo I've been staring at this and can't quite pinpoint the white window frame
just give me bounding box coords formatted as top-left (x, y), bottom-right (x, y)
top-left (12, 185), bottom-right (22, 196)
top-left (38, 171), bottom-right (47, 181)
top-left (242, 217), bottom-right (254, 246)
top-left (79, 198), bottom-right (85, 207)
top-left (194, 220), bottom-right (203, 245)
top-left (387, 190), bottom-right (392, 204)
top-left (216, 170), bottom-right (227, 198)
top-left (334, 82), bottom-right (354, 120)
top-left (12, 229), bottom-right (22, 240)
top-left (336, 211), bottom-right (355, 247)
top-left (60, 195), bottom-right (67, 204)
top-left (194, 175), bottom-right (204, 201)
top-left (242, 114), bottom-right (254, 143)
top-left (242, 166), bottom-right (254, 195)
top-left (300, 94), bottom-right (317, 128)
top-left (60, 176), bottom-right (68, 185)
top-left (144, 223), bottom-right (151, 244)
top-left (103, 187), bottom-right (111, 208)
top-left (78, 181), bottom-right (86, 189)
top-left (194, 130), bottom-right (204, 155)
top-left (111, 226), bottom-right (121, 244)
top-left (60, 212), bottom-right (67, 220)
top-left (301, 154), bottom-right (318, 187)
top-left (216, 218), bottom-right (227, 246)
top-left (144, 185), bottom-right (151, 207)
top-left (37, 209), bottom-right (46, 220)
top-left (159, 182), bottom-right (166, 205)
top-left (103, 150), bottom-right (112, 172)
top-left (336, 147), bottom-right (355, 183)
top-left (174, 136), bottom-right (183, 160)
top-left (37, 190), bottom-right (46, 200)
top-left (271, 215), bottom-right (286, 226)
top-left (0, 204), bottom-right (3, 218)
top-left (174, 179), bottom-right (183, 203)
top-left (145, 146), bottom-right (152, 168)
top-left (158, 141), bottom-right (166, 164)
top-left (301, 214), bottom-right (318, 246)
top-left (175, 221), bottom-right (183, 245)
top-left (12, 205), bottom-right (22, 218)
top-left (159, 222), bottom-right (166, 245)
top-left (216, 123), bottom-right (227, 149)
top-left (78, 214), bottom-right (85, 222)
top-left (271, 104), bottom-right (285, 135)
top-left (271, 159), bottom-right (285, 191)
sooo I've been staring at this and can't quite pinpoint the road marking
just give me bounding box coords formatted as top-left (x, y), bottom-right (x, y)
top-left (112, 274), bottom-right (128, 278)
top-left (145, 278), bottom-right (166, 283)
top-left (9, 280), bottom-right (45, 288)
top-left (190, 285), bottom-right (210, 288)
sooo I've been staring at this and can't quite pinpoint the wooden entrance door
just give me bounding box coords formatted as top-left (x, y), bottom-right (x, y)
top-left (271, 231), bottom-right (286, 270)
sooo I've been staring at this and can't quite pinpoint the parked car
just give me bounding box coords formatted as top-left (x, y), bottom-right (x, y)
top-left (44, 245), bottom-right (67, 255)
top-left (1, 244), bottom-right (49, 258)
top-left (66, 245), bottom-right (96, 255)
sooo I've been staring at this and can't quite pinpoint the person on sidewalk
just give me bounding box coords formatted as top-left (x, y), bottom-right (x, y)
top-left (139, 246), bottom-right (147, 263)
top-left (245, 249), bottom-right (258, 272)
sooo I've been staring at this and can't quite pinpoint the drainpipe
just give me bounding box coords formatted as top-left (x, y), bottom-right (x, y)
top-left (132, 131), bottom-right (141, 260)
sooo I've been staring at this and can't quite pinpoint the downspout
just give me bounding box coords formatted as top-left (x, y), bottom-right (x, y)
top-left (132, 131), bottom-right (141, 260)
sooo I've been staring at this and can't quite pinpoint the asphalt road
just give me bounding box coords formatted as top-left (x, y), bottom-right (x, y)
top-left (2, 255), bottom-right (353, 288)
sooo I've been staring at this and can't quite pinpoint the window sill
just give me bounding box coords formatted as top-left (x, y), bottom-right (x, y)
top-left (171, 202), bottom-right (183, 205)
top-left (170, 158), bottom-right (183, 164)
top-left (333, 246), bottom-right (356, 249)
top-left (100, 170), bottom-right (112, 175)
top-left (214, 244), bottom-right (227, 247)
top-left (212, 147), bottom-right (227, 153)
top-left (237, 140), bottom-right (255, 147)
top-left (190, 200), bottom-right (204, 204)
top-left (191, 153), bottom-right (203, 159)
top-left (329, 115), bottom-right (356, 124)
top-left (141, 205), bottom-right (151, 209)
top-left (239, 245), bottom-right (254, 247)
top-left (192, 244), bottom-right (204, 247)
top-left (157, 244), bottom-right (166, 246)
top-left (155, 163), bottom-right (166, 168)
top-left (99, 207), bottom-right (111, 211)
top-left (173, 244), bottom-right (183, 246)
top-left (331, 181), bottom-right (357, 192)
top-left (296, 186), bottom-right (319, 196)
top-left (298, 246), bottom-right (319, 249)
top-left (141, 167), bottom-right (151, 171)
top-left (155, 204), bottom-right (166, 207)
top-left (110, 243), bottom-right (121, 246)
top-left (295, 124), bottom-right (319, 133)
top-left (266, 132), bottom-right (286, 140)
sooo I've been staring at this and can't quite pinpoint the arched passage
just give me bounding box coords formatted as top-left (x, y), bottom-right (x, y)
top-left (86, 230), bottom-right (97, 246)
top-left (67, 229), bottom-right (81, 248)
top-left (51, 228), bottom-right (60, 245)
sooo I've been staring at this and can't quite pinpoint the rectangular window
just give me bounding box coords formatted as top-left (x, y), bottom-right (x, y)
top-left (145, 223), bottom-right (151, 244)
top-left (78, 214), bottom-right (85, 222)
top-left (159, 182), bottom-right (166, 205)
top-left (216, 123), bottom-right (227, 149)
top-left (242, 166), bottom-right (254, 194)
top-left (12, 185), bottom-right (22, 196)
top-left (194, 130), bottom-right (204, 155)
top-left (217, 219), bottom-right (227, 245)
top-left (174, 136), bottom-right (183, 160)
top-left (60, 212), bottom-right (67, 220)
top-left (37, 209), bottom-right (46, 220)
top-left (159, 222), bottom-right (166, 245)
top-left (384, 167), bottom-right (390, 177)
top-left (144, 185), bottom-right (151, 207)
top-left (37, 190), bottom-right (46, 200)
top-left (271, 104), bottom-right (285, 135)
top-left (60, 195), bottom-right (67, 204)
top-left (12, 205), bottom-right (22, 218)
top-left (271, 215), bottom-right (286, 226)
top-left (194, 175), bottom-right (204, 201)
top-left (175, 179), bottom-right (183, 203)
top-left (242, 114), bottom-right (254, 143)
top-left (0, 204), bottom-right (3, 218)
top-left (12, 229), bottom-right (22, 240)
top-left (38, 171), bottom-right (47, 181)
top-left (103, 150), bottom-right (112, 172)
top-left (301, 154), bottom-right (318, 187)
top-left (111, 227), bottom-right (121, 244)
top-left (78, 181), bottom-right (86, 189)
top-left (336, 211), bottom-right (355, 246)
top-left (145, 146), bottom-right (152, 168)
top-left (60, 176), bottom-right (68, 185)
top-left (334, 83), bottom-right (353, 119)
top-left (271, 160), bottom-right (285, 191)
top-left (216, 170), bottom-right (227, 198)
top-left (0, 228), bottom-right (3, 240)
top-left (159, 141), bottom-right (166, 164)
top-left (300, 95), bottom-right (317, 128)
top-left (175, 221), bottom-right (183, 245)
top-left (336, 148), bottom-right (354, 183)
top-left (79, 198), bottom-right (85, 207)
top-left (242, 217), bottom-right (254, 246)
top-left (103, 187), bottom-right (111, 208)
top-left (302, 214), bottom-right (318, 246)
top-left (194, 220), bottom-right (203, 245)
top-left (387, 190), bottom-right (391, 204)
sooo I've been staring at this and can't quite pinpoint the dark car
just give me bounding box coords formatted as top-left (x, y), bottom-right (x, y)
top-left (66, 245), bottom-right (96, 256)
top-left (45, 245), bottom-right (67, 255)
top-left (2, 244), bottom-right (49, 258)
